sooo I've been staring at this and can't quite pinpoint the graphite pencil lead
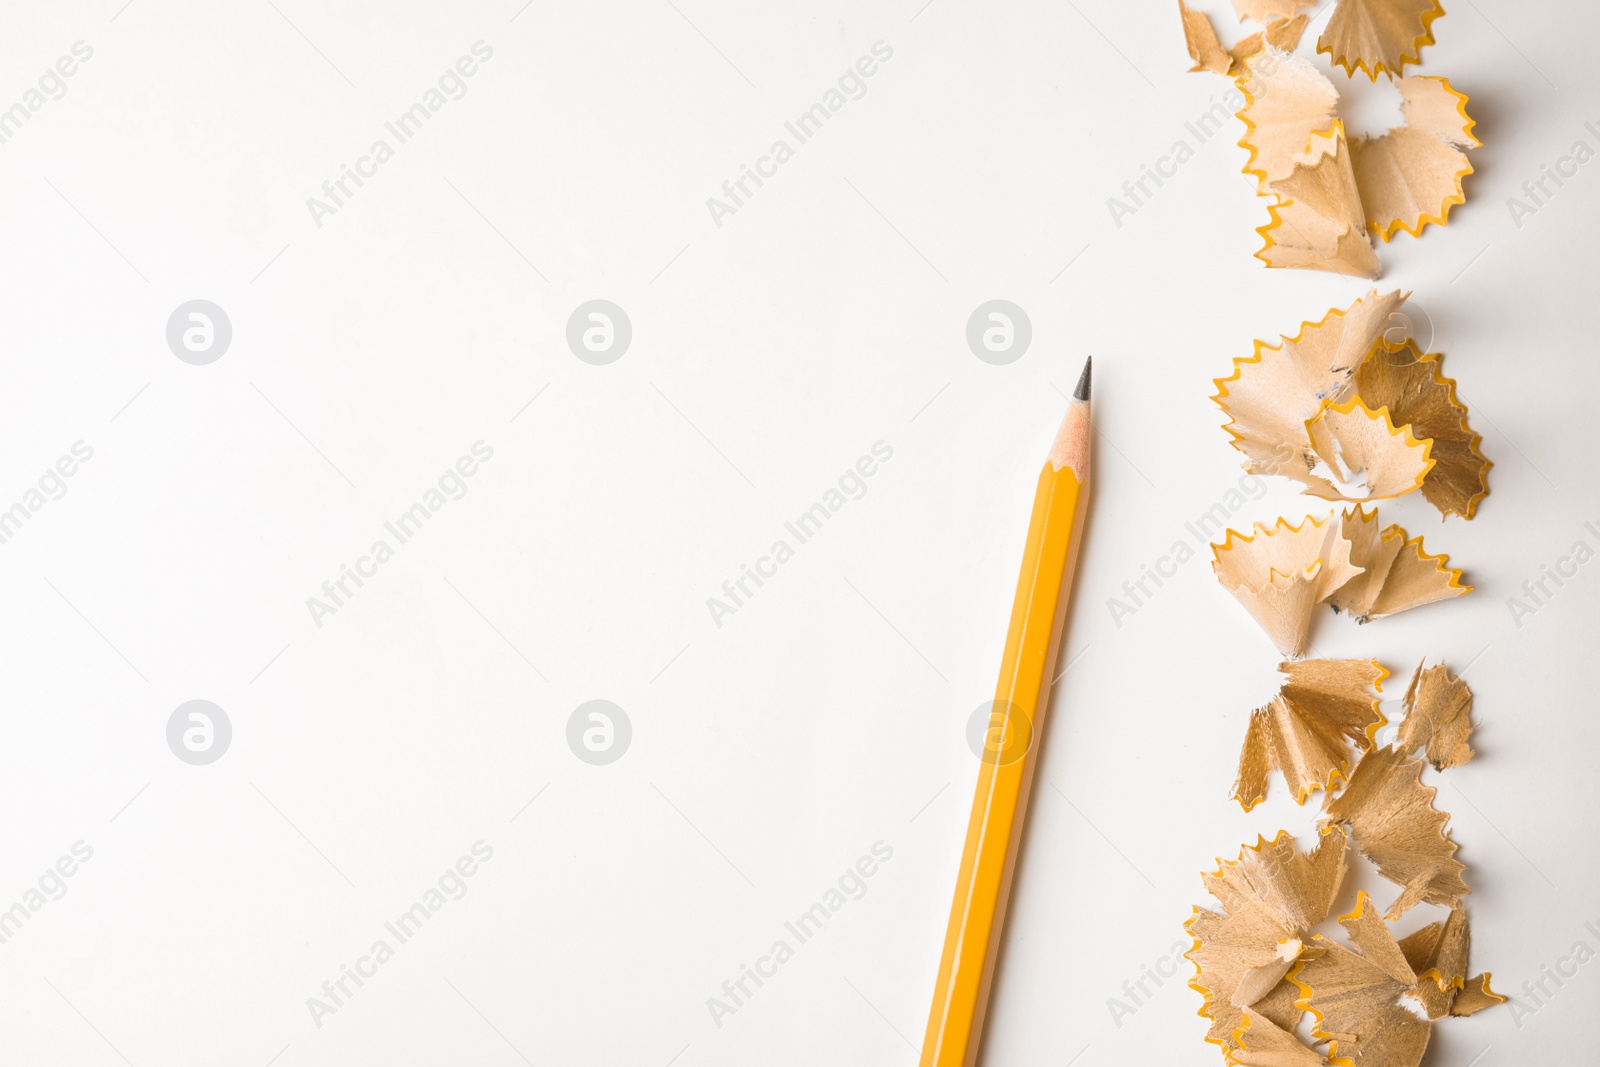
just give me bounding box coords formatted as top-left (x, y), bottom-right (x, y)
top-left (1073, 356), bottom-right (1092, 402)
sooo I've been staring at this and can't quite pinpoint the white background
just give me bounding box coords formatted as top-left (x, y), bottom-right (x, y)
top-left (0, 1), bottom-right (1595, 1064)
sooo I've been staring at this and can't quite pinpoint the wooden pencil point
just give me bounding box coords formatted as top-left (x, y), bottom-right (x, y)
top-left (1048, 372), bottom-right (1093, 479)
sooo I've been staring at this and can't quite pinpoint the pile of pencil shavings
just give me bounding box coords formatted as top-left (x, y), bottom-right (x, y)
top-left (1178, 0), bottom-right (1476, 276)
top-left (1184, 662), bottom-right (1501, 1065)
top-left (1183, 289), bottom-right (1505, 1065)
top-left (1211, 288), bottom-right (1487, 657)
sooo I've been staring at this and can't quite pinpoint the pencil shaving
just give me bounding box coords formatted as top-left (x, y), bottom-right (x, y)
top-left (1395, 661), bottom-right (1474, 769)
top-left (1185, 828), bottom-right (1349, 1051)
top-left (1244, 17), bottom-right (1311, 65)
top-left (1351, 78), bottom-right (1476, 240)
top-left (1216, 293), bottom-right (1490, 518)
top-left (1328, 506), bottom-right (1469, 620)
top-left (1328, 505), bottom-right (1406, 616)
top-left (1248, 970), bottom-right (1311, 1034)
top-left (1238, 50), bottom-right (1341, 187)
top-left (1317, 0), bottom-right (1445, 81)
top-left (1303, 399), bottom-right (1434, 501)
top-left (1397, 902), bottom-right (1469, 1018)
top-left (1233, 659), bottom-right (1387, 811)
top-left (1232, 938), bottom-right (1306, 1008)
top-left (1231, 1006), bottom-right (1326, 1066)
top-left (1181, 0), bottom-right (1236, 74)
top-left (1354, 340), bottom-right (1490, 518)
top-left (1321, 746), bottom-right (1468, 918)
top-left (1182, 5), bottom-right (1311, 78)
top-left (1258, 125), bottom-right (1379, 277)
top-left (1341, 892), bottom-right (1419, 985)
top-left (1450, 973), bottom-right (1506, 1015)
top-left (1363, 535), bottom-right (1467, 616)
top-left (1399, 75), bottom-right (1480, 147)
top-left (1211, 515), bottom-right (1362, 658)
top-left (1293, 894), bottom-right (1432, 1065)
top-left (1214, 289), bottom-right (1404, 487)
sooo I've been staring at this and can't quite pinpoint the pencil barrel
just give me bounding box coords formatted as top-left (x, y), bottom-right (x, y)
top-left (920, 463), bottom-right (1087, 1067)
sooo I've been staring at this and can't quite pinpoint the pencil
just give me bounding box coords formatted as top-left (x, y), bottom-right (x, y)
top-left (920, 357), bottom-right (1094, 1067)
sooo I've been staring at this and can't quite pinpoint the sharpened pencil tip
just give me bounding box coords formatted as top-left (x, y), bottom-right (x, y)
top-left (1073, 356), bottom-right (1092, 401)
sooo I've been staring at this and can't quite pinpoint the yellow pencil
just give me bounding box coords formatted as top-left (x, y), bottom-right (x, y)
top-left (920, 357), bottom-right (1094, 1067)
